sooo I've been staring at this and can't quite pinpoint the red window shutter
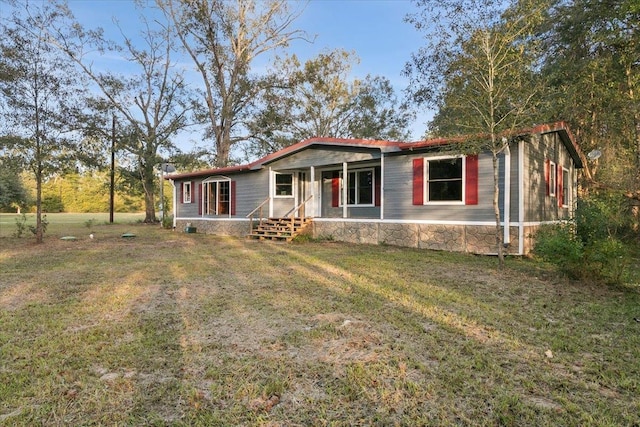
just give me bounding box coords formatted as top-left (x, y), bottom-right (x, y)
top-left (230, 180), bottom-right (236, 215)
top-left (180, 182), bottom-right (184, 204)
top-left (197, 183), bottom-right (202, 215)
top-left (545, 159), bottom-right (550, 196)
top-left (465, 155), bottom-right (479, 205)
top-left (374, 167), bottom-right (381, 207)
top-left (332, 176), bottom-right (340, 207)
top-left (412, 158), bottom-right (424, 205)
top-left (190, 181), bottom-right (195, 204)
top-left (557, 167), bottom-right (563, 207)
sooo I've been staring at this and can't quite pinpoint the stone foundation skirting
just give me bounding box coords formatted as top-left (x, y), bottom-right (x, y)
top-left (176, 218), bottom-right (528, 255)
top-left (176, 219), bottom-right (248, 237)
top-left (312, 221), bottom-right (524, 255)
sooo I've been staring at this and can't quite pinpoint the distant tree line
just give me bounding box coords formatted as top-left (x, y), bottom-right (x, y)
top-left (406, 0), bottom-right (638, 193)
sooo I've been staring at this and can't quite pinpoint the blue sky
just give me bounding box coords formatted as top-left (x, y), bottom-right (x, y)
top-left (64, 0), bottom-right (432, 143)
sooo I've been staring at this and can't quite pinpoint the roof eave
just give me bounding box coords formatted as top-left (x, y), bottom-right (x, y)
top-left (527, 122), bottom-right (584, 168)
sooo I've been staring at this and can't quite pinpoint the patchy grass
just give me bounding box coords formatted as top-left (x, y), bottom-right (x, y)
top-left (0, 212), bottom-right (145, 238)
top-left (1, 221), bottom-right (639, 425)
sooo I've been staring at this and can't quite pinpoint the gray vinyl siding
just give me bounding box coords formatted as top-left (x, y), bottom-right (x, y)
top-left (321, 205), bottom-right (381, 219)
top-left (524, 135), bottom-right (545, 222)
top-left (272, 197), bottom-right (296, 217)
top-left (174, 170), bottom-right (269, 218)
top-left (175, 180), bottom-right (198, 217)
top-left (174, 130), bottom-right (578, 225)
top-left (383, 152), bottom-right (497, 222)
top-left (505, 141), bottom-right (521, 221)
top-left (234, 170), bottom-right (270, 216)
top-left (524, 133), bottom-right (575, 223)
top-left (267, 146), bottom-right (380, 170)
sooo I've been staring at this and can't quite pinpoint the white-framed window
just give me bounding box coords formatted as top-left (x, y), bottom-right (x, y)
top-left (425, 156), bottom-right (464, 204)
top-left (182, 182), bottom-right (192, 204)
top-left (203, 177), bottom-right (230, 215)
top-left (339, 168), bottom-right (374, 206)
top-left (562, 167), bottom-right (570, 207)
top-left (549, 161), bottom-right (557, 197)
top-left (274, 173), bottom-right (294, 198)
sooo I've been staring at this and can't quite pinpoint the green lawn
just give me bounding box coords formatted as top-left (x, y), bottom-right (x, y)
top-left (0, 212), bottom-right (145, 238)
top-left (1, 219), bottom-right (639, 425)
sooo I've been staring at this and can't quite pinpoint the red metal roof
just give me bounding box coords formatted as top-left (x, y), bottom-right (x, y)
top-left (166, 122), bottom-right (583, 180)
top-left (167, 137), bottom-right (405, 179)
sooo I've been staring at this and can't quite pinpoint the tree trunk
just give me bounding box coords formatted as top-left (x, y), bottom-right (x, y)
top-left (142, 164), bottom-right (157, 223)
top-left (35, 164), bottom-right (43, 244)
top-left (214, 123), bottom-right (232, 167)
top-left (629, 74), bottom-right (640, 192)
top-left (216, 137), bottom-right (230, 167)
top-left (144, 190), bottom-right (156, 223)
top-left (34, 119), bottom-right (44, 243)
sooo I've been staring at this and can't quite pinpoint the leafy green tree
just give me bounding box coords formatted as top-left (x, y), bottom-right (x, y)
top-left (347, 75), bottom-right (414, 141)
top-left (157, 0), bottom-right (310, 166)
top-left (41, 171), bottom-right (145, 213)
top-left (246, 49), bottom-right (414, 158)
top-left (0, 2), bottom-right (86, 242)
top-left (0, 141), bottom-right (29, 212)
top-left (405, 0), bottom-right (547, 266)
top-left (539, 0), bottom-right (639, 198)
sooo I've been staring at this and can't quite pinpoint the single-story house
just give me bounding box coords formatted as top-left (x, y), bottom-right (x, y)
top-left (166, 121), bottom-right (583, 255)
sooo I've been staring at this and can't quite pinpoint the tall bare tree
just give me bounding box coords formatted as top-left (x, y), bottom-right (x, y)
top-left (49, 5), bottom-right (196, 223)
top-left (0, 1), bottom-right (86, 242)
top-left (157, 0), bottom-right (309, 166)
top-left (405, 0), bottom-right (547, 266)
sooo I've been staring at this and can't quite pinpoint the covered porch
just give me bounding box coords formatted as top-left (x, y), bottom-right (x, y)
top-left (261, 159), bottom-right (384, 220)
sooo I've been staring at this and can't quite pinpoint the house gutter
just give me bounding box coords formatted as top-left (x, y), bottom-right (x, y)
top-left (342, 162), bottom-right (348, 218)
top-left (268, 167), bottom-right (274, 217)
top-left (380, 152), bottom-right (384, 220)
top-left (503, 143), bottom-right (511, 247)
top-left (310, 166), bottom-right (316, 217)
top-left (518, 140), bottom-right (525, 255)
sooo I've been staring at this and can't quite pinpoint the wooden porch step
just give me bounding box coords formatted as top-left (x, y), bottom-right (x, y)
top-left (247, 217), bottom-right (312, 242)
top-left (247, 234), bottom-right (293, 242)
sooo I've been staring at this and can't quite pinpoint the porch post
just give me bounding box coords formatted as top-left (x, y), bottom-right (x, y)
top-left (170, 179), bottom-right (176, 228)
top-left (342, 162), bottom-right (348, 218)
top-left (268, 167), bottom-right (274, 218)
top-left (380, 153), bottom-right (384, 220)
top-left (503, 143), bottom-right (511, 246)
top-left (310, 166), bottom-right (316, 217)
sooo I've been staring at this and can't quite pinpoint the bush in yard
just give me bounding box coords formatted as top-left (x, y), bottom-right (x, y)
top-left (583, 236), bottom-right (630, 284)
top-left (161, 214), bottom-right (174, 229)
top-left (576, 192), bottom-right (633, 244)
top-left (533, 223), bottom-right (584, 279)
top-left (534, 192), bottom-right (635, 284)
top-left (13, 213), bottom-right (28, 238)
